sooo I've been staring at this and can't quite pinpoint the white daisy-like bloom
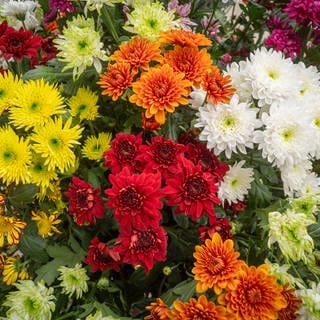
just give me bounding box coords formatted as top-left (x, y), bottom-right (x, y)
top-left (195, 94), bottom-right (261, 159)
top-left (218, 160), bottom-right (254, 204)
top-left (279, 160), bottom-right (313, 197)
top-left (298, 172), bottom-right (320, 197)
top-left (254, 102), bottom-right (314, 168)
top-left (188, 86), bottom-right (207, 110)
top-left (305, 101), bottom-right (320, 159)
top-left (245, 47), bottom-right (299, 107)
top-left (296, 282), bottom-right (320, 320)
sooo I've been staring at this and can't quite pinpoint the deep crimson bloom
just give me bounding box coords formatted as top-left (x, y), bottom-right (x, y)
top-left (0, 27), bottom-right (42, 63)
top-left (137, 136), bottom-right (185, 177)
top-left (115, 224), bottom-right (167, 273)
top-left (104, 133), bottom-right (144, 174)
top-left (198, 218), bottom-right (233, 242)
top-left (163, 157), bottom-right (220, 223)
top-left (105, 167), bottom-right (163, 230)
top-left (65, 177), bottom-right (105, 225)
top-left (84, 237), bottom-right (121, 272)
top-left (38, 37), bottom-right (58, 65)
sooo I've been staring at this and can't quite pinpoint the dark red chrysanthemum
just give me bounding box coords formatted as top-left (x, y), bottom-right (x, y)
top-left (163, 157), bottom-right (220, 223)
top-left (115, 224), bottom-right (167, 273)
top-left (65, 176), bottom-right (105, 225)
top-left (37, 37), bottom-right (58, 65)
top-left (104, 133), bottom-right (144, 174)
top-left (105, 167), bottom-right (163, 230)
top-left (198, 218), bottom-right (233, 242)
top-left (84, 237), bottom-right (121, 272)
top-left (0, 27), bottom-right (42, 63)
top-left (224, 199), bottom-right (247, 215)
top-left (137, 136), bottom-right (185, 178)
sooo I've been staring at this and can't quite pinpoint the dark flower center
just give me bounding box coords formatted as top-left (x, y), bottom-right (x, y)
top-left (76, 188), bottom-right (94, 210)
top-left (118, 186), bottom-right (143, 210)
top-left (116, 141), bottom-right (136, 162)
top-left (153, 141), bottom-right (175, 165)
top-left (184, 175), bottom-right (208, 200)
top-left (246, 287), bottom-right (262, 304)
top-left (130, 229), bottom-right (158, 253)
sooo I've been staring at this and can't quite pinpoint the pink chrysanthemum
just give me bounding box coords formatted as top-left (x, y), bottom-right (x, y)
top-left (284, 0), bottom-right (320, 26)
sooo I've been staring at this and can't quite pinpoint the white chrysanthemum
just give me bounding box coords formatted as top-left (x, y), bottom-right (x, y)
top-left (218, 160), bottom-right (254, 204)
top-left (296, 282), bottom-right (320, 320)
top-left (188, 86), bottom-right (206, 110)
top-left (298, 172), bottom-right (320, 197)
top-left (305, 101), bottom-right (320, 159)
top-left (195, 94), bottom-right (261, 158)
top-left (254, 102), bottom-right (314, 167)
top-left (245, 47), bottom-right (299, 107)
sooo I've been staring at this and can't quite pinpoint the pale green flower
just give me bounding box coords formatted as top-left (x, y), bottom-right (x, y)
top-left (58, 263), bottom-right (89, 299)
top-left (97, 277), bottom-right (110, 290)
top-left (268, 210), bottom-right (314, 263)
top-left (3, 280), bottom-right (55, 320)
top-left (296, 282), bottom-right (320, 320)
top-left (289, 194), bottom-right (319, 220)
top-left (54, 15), bottom-right (108, 79)
top-left (86, 310), bottom-right (119, 320)
top-left (123, 0), bottom-right (180, 40)
top-left (306, 251), bottom-right (320, 275)
top-left (84, 0), bottom-right (123, 13)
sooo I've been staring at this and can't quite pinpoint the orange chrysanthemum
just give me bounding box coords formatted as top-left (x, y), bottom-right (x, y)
top-left (129, 64), bottom-right (192, 124)
top-left (97, 62), bottom-right (135, 101)
top-left (160, 30), bottom-right (212, 47)
top-left (169, 295), bottom-right (231, 320)
top-left (192, 232), bottom-right (246, 294)
top-left (201, 66), bottom-right (236, 105)
top-left (145, 298), bottom-right (169, 320)
top-left (218, 264), bottom-right (287, 320)
top-left (278, 283), bottom-right (302, 320)
top-left (164, 46), bottom-right (212, 87)
top-left (110, 36), bottom-right (162, 72)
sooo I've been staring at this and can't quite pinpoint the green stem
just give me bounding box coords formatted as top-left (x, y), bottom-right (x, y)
top-left (101, 6), bottom-right (120, 44)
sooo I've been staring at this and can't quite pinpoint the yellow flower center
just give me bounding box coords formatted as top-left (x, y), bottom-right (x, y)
top-left (0, 216), bottom-right (13, 233)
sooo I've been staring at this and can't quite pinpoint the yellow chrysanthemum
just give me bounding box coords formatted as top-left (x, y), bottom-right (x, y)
top-left (9, 78), bottom-right (65, 130)
top-left (0, 215), bottom-right (26, 247)
top-left (0, 71), bottom-right (23, 114)
top-left (0, 126), bottom-right (31, 185)
top-left (31, 210), bottom-right (62, 238)
top-left (31, 117), bottom-right (83, 173)
top-left (67, 87), bottom-right (99, 121)
top-left (82, 132), bottom-right (112, 161)
top-left (2, 257), bottom-right (30, 286)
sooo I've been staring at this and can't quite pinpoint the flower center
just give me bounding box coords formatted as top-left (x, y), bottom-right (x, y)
top-left (208, 256), bottom-right (225, 275)
top-left (30, 101), bottom-right (40, 112)
top-left (153, 142), bottom-right (175, 165)
top-left (118, 186), bottom-right (143, 210)
top-left (24, 297), bottom-right (37, 314)
top-left (314, 117), bottom-right (320, 128)
top-left (281, 128), bottom-right (295, 142)
top-left (78, 104), bottom-right (87, 112)
top-left (116, 141), bottom-right (136, 162)
top-left (147, 18), bottom-right (158, 30)
top-left (221, 114), bottom-right (238, 130)
top-left (76, 188), bottom-right (94, 210)
top-left (267, 69), bottom-right (279, 80)
top-left (78, 40), bottom-right (88, 50)
top-left (2, 150), bottom-right (15, 162)
top-left (130, 229), bottom-right (158, 253)
top-left (184, 175), bottom-right (208, 200)
top-left (246, 287), bottom-right (262, 304)
top-left (49, 137), bottom-right (62, 149)
top-left (0, 216), bottom-right (12, 233)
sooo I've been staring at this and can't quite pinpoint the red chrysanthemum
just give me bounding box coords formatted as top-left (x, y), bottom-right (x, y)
top-left (115, 224), bottom-right (167, 273)
top-left (64, 176), bottom-right (105, 225)
top-left (104, 133), bottom-right (144, 174)
top-left (37, 36), bottom-right (58, 65)
top-left (198, 218), bottom-right (233, 242)
top-left (0, 27), bottom-right (42, 63)
top-left (84, 237), bottom-right (121, 272)
top-left (105, 167), bottom-right (163, 230)
top-left (137, 136), bottom-right (185, 178)
top-left (163, 157), bottom-right (220, 223)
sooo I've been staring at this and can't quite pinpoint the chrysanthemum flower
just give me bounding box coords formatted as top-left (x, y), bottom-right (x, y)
top-left (31, 210), bottom-right (62, 238)
top-left (65, 176), bottom-right (104, 225)
top-left (278, 283), bottom-right (302, 320)
top-left (54, 15), bottom-right (108, 79)
top-left (284, 0), bottom-right (316, 26)
top-left (84, 237), bottom-right (121, 272)
top-left (0, 215), bottom-right (26, 247)
top-left (85, 0), bottom-right (122, 12)
top-left (97, 62), bottom-right (135, 101)
top-left (130, 64), bottom-right (192, 124)
top-left (170, 295), bottom-right (230, 320)
top-left (159, 29), bottom-right (212, 47)
top-left (58, 264), bottom-right (89, 299)
top-left (0, 126), bottom-right (31, 185)
top-left (2, 257), bottom-right (30, 286)
top-left (4, 280), bottom-right (55, 319)
top-left (198, 218), bottom-right (233, 242)
top-left (218, 264), bottom-right (287, 320)
top-left (201, 66), bottom-right (236, 105)
top-left (164, 46), bottom-right (212, 86)
top-left (110, 36), bottom-right (162, 72)
top-left (105, 167), bottom-right (163, 230)
top-left (124, 1), bottom-right (179, 41)
top-left (192, 232), bottom-right (245, 294)
top-left (82, 132), bottom-right (112, 161)
top-left (164, 157), bottom-right (220, 223)
top-left (296, 282), bottom-right (320, 320)
top-left (145, 298), bottom-right (169, 320)
top-left (31, 117), bottom-right (83, 173)
top-left (0, 71), bottom-right (23, 114)
top-left (67, 87), bottom-right (99, 122)
top-left (9, 78), bottom-right (65, 130)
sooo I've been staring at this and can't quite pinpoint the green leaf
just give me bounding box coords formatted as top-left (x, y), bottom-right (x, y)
top-left (173, 213), bottom-right (189, 229)
top-left (8, 184), bottom-right (38, 207)
top-left (35, 258), bottom-right (64, 285)
top-left (20, 234), bottom-right (49, 263)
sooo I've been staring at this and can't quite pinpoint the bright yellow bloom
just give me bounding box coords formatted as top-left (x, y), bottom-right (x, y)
top-left (31, 117), bottom-right (83, 173)
top-left (82, 132), bottom-right (112, 161)
top-left (2, 256), bottom-right (30, 285)
top-left (31, 210), bottom-right (62, 238)
top-left (0, 215), bottom-right (26, 247)
top-left (0, 126), bottom-right (31, 185)
top-left (67, 87), bottom-right (99, 121)
top-left (9, 78), bottom-right (65, 130)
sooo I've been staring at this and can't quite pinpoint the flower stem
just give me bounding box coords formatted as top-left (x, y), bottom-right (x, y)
top-left (101, 6), bottom-right (120, 44)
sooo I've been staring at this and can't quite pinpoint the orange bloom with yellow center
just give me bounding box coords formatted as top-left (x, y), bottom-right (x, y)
top-left (145, 298), bottom-right (169, 320)
top-left (160, 30), bottom-right (212, 47)
top-left (110, 36), bottom-right (162, 72)
top-left (192, 232), bottom-right (245, 294)
top-left (164, 46), bottom-right (212, 87)
top-left (130, 64), bottom-right (192, 124)
top-left (0, 215), bottom-right (26, 247)
top-left (218, 264), bottom-right (287, 320)
top-left (278, 283), bottom-right (302, 320)
top-left (98, 62), bottom-right (135, 101)
top-left (169, 295), bottom-right (231, 320)
top-left (201, 66), bottom-right (236, 105)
